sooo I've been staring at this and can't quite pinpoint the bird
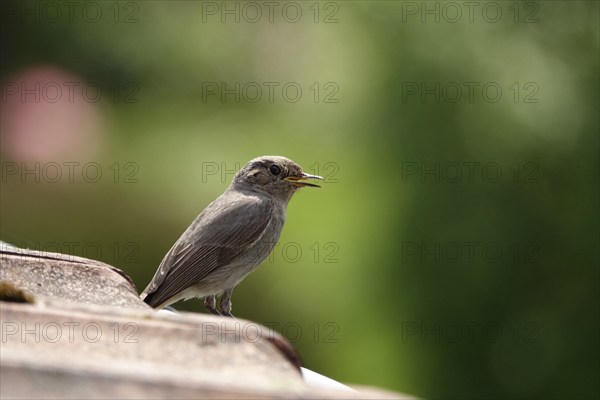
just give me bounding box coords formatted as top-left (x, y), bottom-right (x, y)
top-left (140, 155), bottom-right (323, 316)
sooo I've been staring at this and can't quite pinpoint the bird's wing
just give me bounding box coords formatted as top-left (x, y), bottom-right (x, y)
top-left (141, 193), bottom-right (273, 308)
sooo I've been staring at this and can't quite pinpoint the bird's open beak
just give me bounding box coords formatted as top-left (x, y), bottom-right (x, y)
top-left (284, 173), bottom-right (323, 188)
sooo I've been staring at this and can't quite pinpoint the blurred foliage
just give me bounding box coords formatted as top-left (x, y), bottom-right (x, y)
top-left (1, 1), bottom-right (598, 398)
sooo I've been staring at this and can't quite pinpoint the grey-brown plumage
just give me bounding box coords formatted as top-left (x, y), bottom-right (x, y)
top-left (140, 156), bottom-right (322, 316)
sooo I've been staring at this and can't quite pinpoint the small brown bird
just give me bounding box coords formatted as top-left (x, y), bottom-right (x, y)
top-left (140, 156), bottom-right (322, 316)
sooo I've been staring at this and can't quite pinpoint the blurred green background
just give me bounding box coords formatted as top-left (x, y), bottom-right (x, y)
top-left (1, 1), bottom-right (598, 398)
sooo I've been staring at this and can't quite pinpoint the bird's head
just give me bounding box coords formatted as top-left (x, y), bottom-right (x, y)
top-left (233, 156), bottom-right (323, 201)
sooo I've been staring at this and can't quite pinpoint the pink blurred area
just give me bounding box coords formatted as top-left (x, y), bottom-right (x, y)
top-left (0, 66), bottom-right (104, 164)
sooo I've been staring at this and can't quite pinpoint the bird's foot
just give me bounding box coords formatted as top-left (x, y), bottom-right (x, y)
top-left (204, 295), bottom-right (221, 315)
top-left (219, 288), bottom-right (235, 318)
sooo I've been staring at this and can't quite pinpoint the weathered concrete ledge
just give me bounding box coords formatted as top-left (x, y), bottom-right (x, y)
top-left (0, 245), bottom-right (409, 399)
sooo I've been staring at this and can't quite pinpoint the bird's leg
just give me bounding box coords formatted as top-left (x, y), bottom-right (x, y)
top-left (204, 295), bottom-right (220, 315)
top-left (219, 288), bottom-right (234, 317)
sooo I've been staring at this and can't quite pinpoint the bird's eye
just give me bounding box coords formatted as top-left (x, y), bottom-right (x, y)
top-left (269, 164), bottom-right (281, 176)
